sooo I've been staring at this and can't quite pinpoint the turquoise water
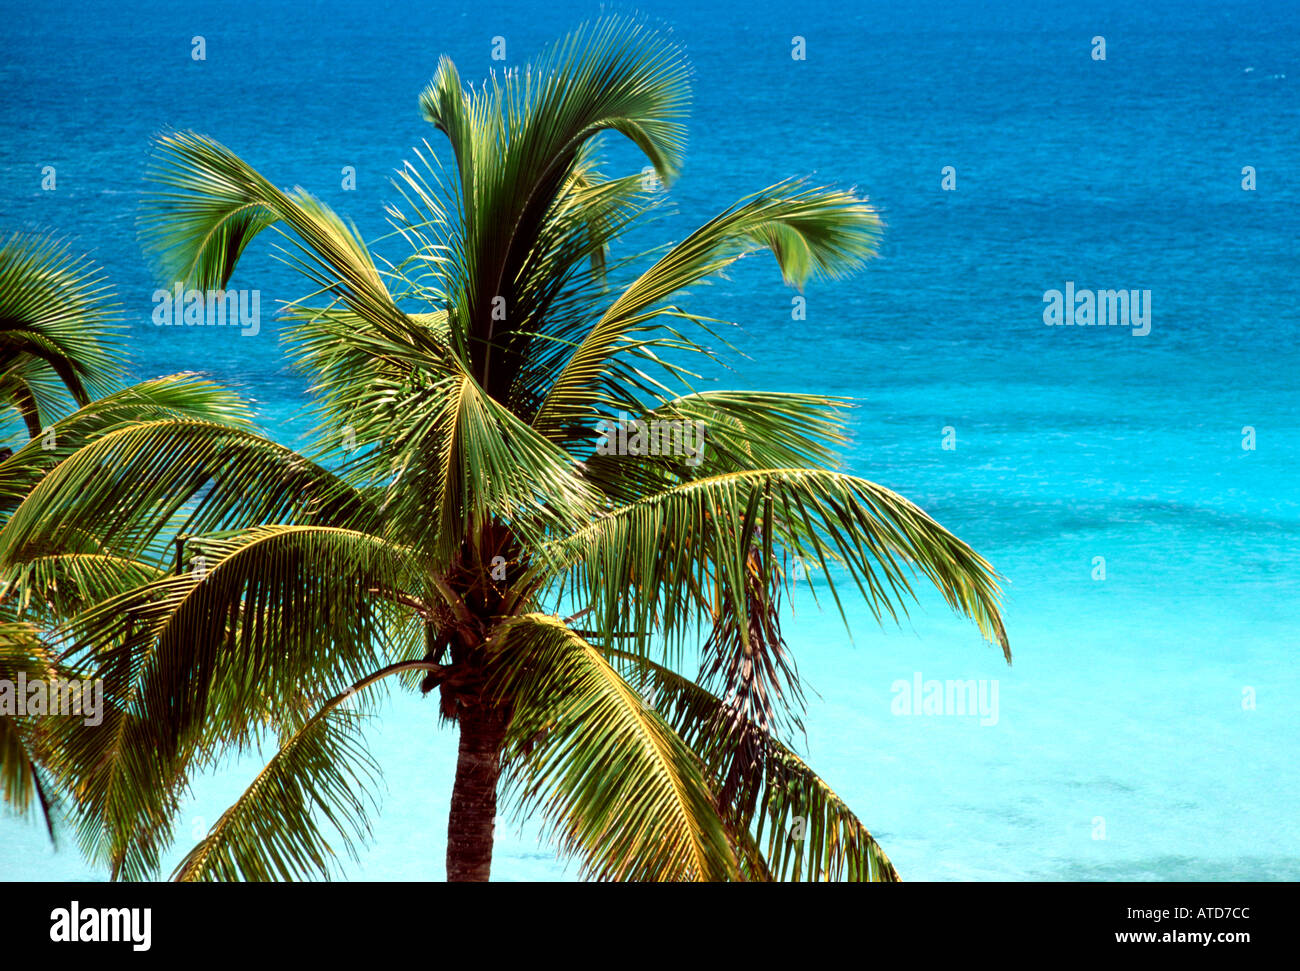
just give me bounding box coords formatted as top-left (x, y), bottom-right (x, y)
top-left (1, 0), bottom-right (1297, 880)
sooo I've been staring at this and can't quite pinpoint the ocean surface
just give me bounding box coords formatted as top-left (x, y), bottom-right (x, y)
top-left (1, 0), bottom-right (1297, 881)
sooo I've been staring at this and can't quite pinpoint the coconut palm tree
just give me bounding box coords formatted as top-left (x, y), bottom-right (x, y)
top-left (0, 233), bottom-right (125, 438)
top-left (0, 16), bottom-right (1009, 882)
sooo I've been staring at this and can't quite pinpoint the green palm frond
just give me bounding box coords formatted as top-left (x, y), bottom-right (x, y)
top-left (143, 132), bottom-right (427, 359)
top-left (40, 633), bottom-right (183, 880)
top-left (418, 15), bottom-right (690, 398)
top-left (609, 648), bottom-right (900, 882)
top-left (0, 232), bottom-right (126, 427)
top-left (490, 613), bottom-right (739, 881)
top-left (174, 704), bottom-right (382, 882)
top-left (531, 185), bottom-right (881, 448)
top-left (57, 526), bottom-right (424, 755)
top-left (579, 390), bottom-right (851, 503)
top-left (28, 526), bottom-right (422, 879)
top-left (383, 367), bottom-right (599, 562)
top-left (3, 552), bottom-right (164, 624)
top-left (0, 621), bottom-right (60, 837)
top-left (0, 358), bottom-right (69, 439)
top-left (544, 467), bottom-right (1010, 665)
top-left (0, 373), bottom-right (253, 516)
top-left (0, 418), bottom-right (369, 566)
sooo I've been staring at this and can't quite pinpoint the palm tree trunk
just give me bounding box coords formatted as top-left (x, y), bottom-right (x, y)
top-left (446, 701), bottom-right (508, 881)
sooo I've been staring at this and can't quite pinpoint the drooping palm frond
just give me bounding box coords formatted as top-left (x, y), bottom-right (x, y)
top-left (578, 390), bottom-right (851, 503)
top-left (696, 538), bottom-right (804, 815)
top-left (0, 418), bottom-right (370, 568)
top-left (142, 132), bottom-right (429, 360)
top-left (23, 524), bottom-right (425, 879)
top-left (0, 621), bottom-right (60, 837)
top-left (490, 613), bottom-right (739, 881)
top-left (0, 233), bottom-right (126, 430)
top-left (3, 552), bottom-right (164, 626)
top-left (38, 626), bottom-right (183, 880)
top-left (531, 184), bottom-right (882, 450)
top-left (174, 705), bottom-right (382, 882)
top-left (607, 647), bottom-right (900, 882)
top-left (0, 373), bottom-right (254, 518)
top-left (173, 655), bottom-right (455, 881)
top-left (56, 525), bottom-right (425, 756)
top-left (544, 467), bottom-right (1010, 666)
top-left (0, 357), bottom-right (69, 439)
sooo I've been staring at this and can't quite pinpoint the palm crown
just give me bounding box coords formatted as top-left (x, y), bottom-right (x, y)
top-left (0, 16), bottom-right (1008, 882)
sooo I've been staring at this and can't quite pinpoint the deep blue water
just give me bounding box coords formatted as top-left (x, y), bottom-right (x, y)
top-left (1, 0), bottom-right (1297, 880)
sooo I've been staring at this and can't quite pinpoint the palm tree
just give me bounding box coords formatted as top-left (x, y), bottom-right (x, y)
top-left (0, 16), bottom-right (1009, 882)
top-left (0, 233), bottom-right (125, 439)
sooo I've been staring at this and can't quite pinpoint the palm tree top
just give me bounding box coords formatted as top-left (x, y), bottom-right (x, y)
top-left (1, 15), bottom-right (1007, 883)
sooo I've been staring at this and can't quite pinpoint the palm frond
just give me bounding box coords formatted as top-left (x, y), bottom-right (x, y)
top-left (544, 467), bottom-right (1010, 665)
top-left (532, 185), bottom-right (881, 447)
top-left (0, 232), bottom-right (125, 420)
top-left (57, 525), bottom-right (424, 759)
top-left (174, 704), bottom-right (381, 882)
top-left (610, 648), bottom-right (900, 881)
top-left (418, 14), bottom-right (690, 398)
top-left (143, 132), bottom-right (431, 358)
top-left (0, 419), bottom-right (369, 566)
top-left (0, 373), bottom-right (254, 517)
top-left (490, 613), bottom-right (739, 881)
top-left (0, 621), bottom-right (60, 837)
top-left (579, 390), bottom-right (851, 503)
